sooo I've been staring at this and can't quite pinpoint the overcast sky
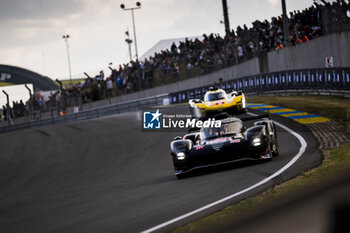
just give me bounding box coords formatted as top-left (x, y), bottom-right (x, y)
top-left (0, 0), bottom-right (318, 80)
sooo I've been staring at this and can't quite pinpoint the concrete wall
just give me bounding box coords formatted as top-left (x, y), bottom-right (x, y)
top-left (267, 31), bottom-right (350, 72)
top-left (82, 31), bottom-right (350, 110)
top-left (82, 58), bottom-right (260, 109)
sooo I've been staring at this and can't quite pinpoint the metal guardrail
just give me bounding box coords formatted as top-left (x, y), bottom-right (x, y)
top-left (169, 68), bottom-right (350, 103)
top-left (0, 94), bottom-right (168, 134)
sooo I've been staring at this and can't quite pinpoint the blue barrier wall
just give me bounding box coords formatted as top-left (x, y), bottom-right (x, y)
top-left (169, 68), bottom-right (350, 103)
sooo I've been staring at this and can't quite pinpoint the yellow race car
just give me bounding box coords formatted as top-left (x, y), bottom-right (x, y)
top-left (189, 87), bottom-right (246, 119)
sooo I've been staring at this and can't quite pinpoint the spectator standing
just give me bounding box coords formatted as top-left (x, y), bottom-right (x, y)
top-left (106, 78), bottom-right (113, 98)
top-left (237, 45), bottom-right (244, 62)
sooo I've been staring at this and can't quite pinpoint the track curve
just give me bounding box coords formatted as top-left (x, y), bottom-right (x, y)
top-left (0, 105), bottom-right (321, 233)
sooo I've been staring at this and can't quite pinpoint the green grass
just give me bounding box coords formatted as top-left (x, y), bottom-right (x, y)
top-left (55, 79), bottom-right (85, 88)
top-left (172, 95), bottom-right (350, 233)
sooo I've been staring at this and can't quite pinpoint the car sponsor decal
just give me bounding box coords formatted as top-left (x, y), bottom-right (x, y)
top-left (207, 138), bottom-right (228, 151)
top-left (208, 138), bottom-right (228, 144)
top-left (230, 139), bottom-right (241, 143)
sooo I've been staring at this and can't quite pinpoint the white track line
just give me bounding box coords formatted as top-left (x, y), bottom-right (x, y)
top-left (141, 113), bottom-right (307, 233)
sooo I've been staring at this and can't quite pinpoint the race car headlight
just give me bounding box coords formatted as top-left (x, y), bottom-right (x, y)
top-left (176, 152), bottom-right (186, 160)
top-left (252, 138), bottom-right (261, 146)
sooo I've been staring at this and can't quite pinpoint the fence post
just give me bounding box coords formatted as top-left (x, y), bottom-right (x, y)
top-left (2, 90), bottom-right (14, 126)
top-left (24, 84), bottom-right (34, 121)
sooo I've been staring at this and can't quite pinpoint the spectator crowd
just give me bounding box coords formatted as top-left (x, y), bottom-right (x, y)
top-left (1, 96), bottom-right (45, 122)
top-left (68, 0), bottom-right (349, 99)
top-left (1, 0), bottom-right (349, 121)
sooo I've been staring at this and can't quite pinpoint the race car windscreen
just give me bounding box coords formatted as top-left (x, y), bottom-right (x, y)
top-left (206, 92), bottom-right (226, 101)
top-left (200, 121), bottom-right (242, 140)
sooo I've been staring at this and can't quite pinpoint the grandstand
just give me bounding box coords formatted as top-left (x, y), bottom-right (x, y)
top-left (33, 1), bottom-right (350, 110)
top-left (106, 0), bottom-right (350, 97)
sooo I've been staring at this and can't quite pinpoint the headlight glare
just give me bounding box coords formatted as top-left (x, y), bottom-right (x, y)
top-left (177, 152), bottom-right (186, 160)
top-left (252, 138), bottom-right (261, 146)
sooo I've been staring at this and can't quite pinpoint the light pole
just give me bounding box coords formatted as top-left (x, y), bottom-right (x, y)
top-left (62, 34), bottom-right (73, 85)
top-left (120, 2), bottom-right (141, 61)
top-left (281, 0), bottom-right (290, 47)
top-left (222, 0), bottom-right (230, 36)
top-left (125, 30), bottom-right (133, 62)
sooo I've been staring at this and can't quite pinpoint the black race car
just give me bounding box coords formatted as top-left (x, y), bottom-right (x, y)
top-left (170, 114), bottom-right (279, 178)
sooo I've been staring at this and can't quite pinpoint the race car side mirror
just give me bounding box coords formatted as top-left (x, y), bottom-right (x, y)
top-left (174, 136), bottom-right (182, 141)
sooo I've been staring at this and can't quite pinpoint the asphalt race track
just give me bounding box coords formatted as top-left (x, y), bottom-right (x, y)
top-left (0, 105), bottom-right (322, 233)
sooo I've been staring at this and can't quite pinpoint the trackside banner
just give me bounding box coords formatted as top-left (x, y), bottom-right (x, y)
top-left (141, 108), bottom-right (221, 132)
